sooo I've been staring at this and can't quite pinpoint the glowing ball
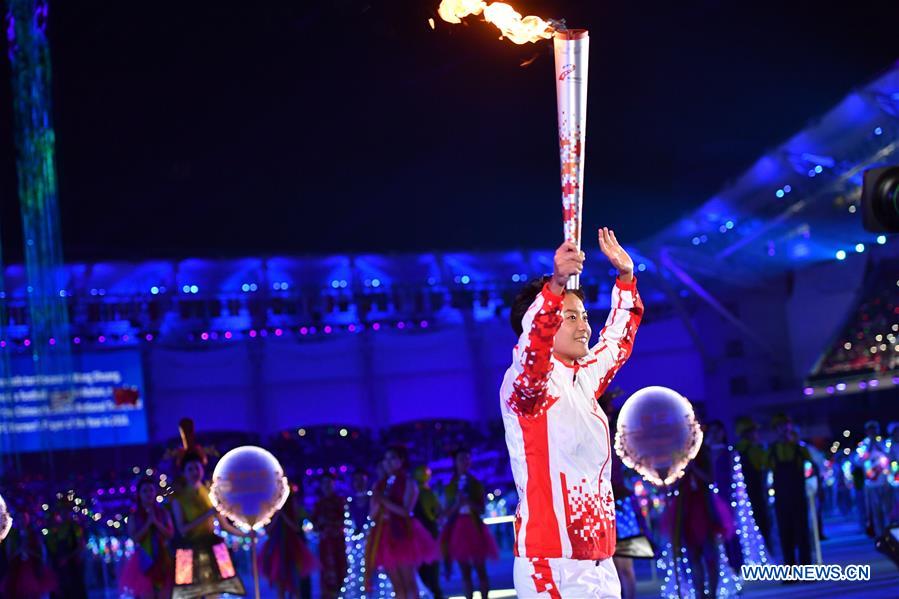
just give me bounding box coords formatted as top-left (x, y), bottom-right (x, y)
top-left (614, 386), bottom-right (702, 486)
top-left (209, 446), bottom-right (289, 531)
top-left (0, 494), bottom-right (10, 542)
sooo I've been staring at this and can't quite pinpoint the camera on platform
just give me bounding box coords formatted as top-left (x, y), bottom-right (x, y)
top-left (861, 166), bottom-right (899, 233)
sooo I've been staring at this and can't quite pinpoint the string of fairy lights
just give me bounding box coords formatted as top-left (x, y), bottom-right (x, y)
top-left (656, 447), bottom-right (769, 599)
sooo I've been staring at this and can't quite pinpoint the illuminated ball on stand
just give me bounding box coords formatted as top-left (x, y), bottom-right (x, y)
top-left (614, 386), bottom-right (702, 486)
top-left (209, 446), bottom-right (289, 530)
top-left (0, 493), bottom-right (11, 542)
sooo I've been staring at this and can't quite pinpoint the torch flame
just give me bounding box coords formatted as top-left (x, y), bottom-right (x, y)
top-left (437, 0), bottom-right (555, 44)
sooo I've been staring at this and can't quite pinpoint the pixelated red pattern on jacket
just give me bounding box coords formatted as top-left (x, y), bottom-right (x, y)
top-left (560, 472), bottom-right (617, 559)
top-left (508, 302), bottom-right (562, 417)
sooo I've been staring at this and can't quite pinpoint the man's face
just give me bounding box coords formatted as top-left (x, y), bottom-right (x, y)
top-left (553, 293), bottom-right (591, 362)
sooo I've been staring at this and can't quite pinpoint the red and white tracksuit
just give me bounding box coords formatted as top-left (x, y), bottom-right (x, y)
top-left (500, 278), bottom-right (643, 598)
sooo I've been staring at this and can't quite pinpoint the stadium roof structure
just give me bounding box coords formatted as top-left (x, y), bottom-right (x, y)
top-left (639, 62), bottom-right (899, 287)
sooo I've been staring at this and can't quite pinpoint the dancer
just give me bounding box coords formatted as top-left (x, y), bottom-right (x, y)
top-left (440, 448), bottom-right (498, 599)
top-left (768, 413), bottom-right (812, 566)
top-left (367, 445), bottom-right (440, 599)
top-left (170, 419), bottom-right (248, 598)
top-left (120, 477), bottom-right (175, 599)
top-left (413, 465), bottom-right (444, 599)
top-left (47, 499), bottom-right (88, 599)
top-left (706, 420), bottom-right (743, 571)
top-left (348, 469), bottom-right (371, 534)
top-left (663, 443), bottom-right (735, 597)
top-left (312, 474), bottom-right (349, 599)
top-left (259, 484), bottom-right (319, 599)
top-left (501, 229), bottom-right (642, 598)
top-left (1, 509), bottom-right (57, 599)
top-left (854, 420), bottom-right (892, 538)
top-left (345, 469), bottom-right (373, 599)
top-left (734, 416), bottom-right (772, 548)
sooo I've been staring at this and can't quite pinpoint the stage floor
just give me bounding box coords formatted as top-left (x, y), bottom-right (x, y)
top-left (89, 513), bottom-right (897, 598)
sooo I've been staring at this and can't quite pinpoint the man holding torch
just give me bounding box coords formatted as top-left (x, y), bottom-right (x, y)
top-left (436, 5), bottom-right (640, 594)
top-left (500, 228), bottom-right (643, 598)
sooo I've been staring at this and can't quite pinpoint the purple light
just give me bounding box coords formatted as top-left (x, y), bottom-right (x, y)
top-left (892, 376), bottom-right (899, 385)
top-left (858, 381), bottom-right (867, 390)
top-left (122, 334), bottom-right (129, 342)
top-left (108, 488), bottom-right (115, 495)
top-left (305, 469), bottom-right (313, 475)
top-left (23, 339), bottom-right (31, 347)
top-left (803, 387), bottom-right (814, 396)
top-left (825, 386), bottom-right (835, 394)
top-left (836, 382), bottom-right (846, 391)
top-left (869, 379), bottom-right (879, 388)
top-left (339, 465), bottom-right (347, 473)
top-left (324, 325), bottom-right (332, 334)
top-left (249, 329), bottom-right (257, 338)
top-left (224, 331), bottom-right (232, 339)
top-left (372, 323), bottom-right (381, 331)
top-left (73, 337), bottom-right (81, 344)
top-left (97, 489), bottom-right (104, 495)
top-left (0, 341), bottom-right (5, 348)
top-left (397, 321), bottom-right (406, 329)
top-left (119, 487), bottom-right (126, 494)
top-left (300, 327), bottom-right (308, 335)
top-left (348, 324), bottom-right (356, 332)
top-left (98, 335), bottom-right (106, 343)
top-left (48, 337), bottom-right (55, 345)
top-left (200, 332), bottom-right (209, 341)
top-left (145, 333), bottom-right (153, 341)
top-left (420, 320), bottom-right (429, 328)
top-left (274, 328), bottom-right (283, 337)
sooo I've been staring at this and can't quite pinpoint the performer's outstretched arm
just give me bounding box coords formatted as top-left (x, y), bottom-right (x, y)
top-left (589, 228), bottom-right (643, 398)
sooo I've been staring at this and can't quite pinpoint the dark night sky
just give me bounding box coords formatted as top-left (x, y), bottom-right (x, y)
top-left (1, 0), bottom-right (898, 262)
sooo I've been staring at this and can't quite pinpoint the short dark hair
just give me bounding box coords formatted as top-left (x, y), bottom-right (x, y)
top-left (510, 276), bottom-right (584, 337)
top-left (384, 444), bottom-right (409, 467)
top-left (179, 450), bottom-right (206, 472)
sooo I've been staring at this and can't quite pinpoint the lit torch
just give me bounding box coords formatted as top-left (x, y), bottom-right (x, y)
top-left (553, 29), bottom-right (588, 289)
top-left (437, 2), bottom-right (589, 289)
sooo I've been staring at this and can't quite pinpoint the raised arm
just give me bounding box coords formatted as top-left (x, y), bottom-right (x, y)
top-left (506, 242), bottom-right (583, 416)
top-left (589, 228), bottom-right (643, 398)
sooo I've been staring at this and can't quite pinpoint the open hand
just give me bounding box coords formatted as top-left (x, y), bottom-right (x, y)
top-left (598, 228), bottom-right (633, 281)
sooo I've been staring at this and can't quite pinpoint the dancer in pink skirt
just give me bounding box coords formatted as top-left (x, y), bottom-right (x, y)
top-left (120, 477), bottom-right (175, 599)
top-left (259, 484), bottom-right (319, 599)
top-left (366, 445), bottom-right (440, 599)
top-left (662, 443), bottom-right (735, 597)
top-left (440, 447), bottom-right (499, 599)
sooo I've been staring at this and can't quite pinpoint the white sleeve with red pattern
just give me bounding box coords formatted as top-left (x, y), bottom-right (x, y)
top-left (589, 276), bottom-right (643, 399)
top-left (505, 283), bottom-right (564, 417)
